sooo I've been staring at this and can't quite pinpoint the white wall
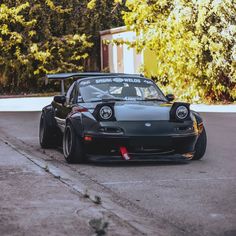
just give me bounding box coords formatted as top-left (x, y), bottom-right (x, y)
top-left (101, 28), bottom-right (143, 74)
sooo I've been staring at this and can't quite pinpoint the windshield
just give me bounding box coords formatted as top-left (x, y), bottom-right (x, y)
top-left (78, 77), bottom-right (167, 103)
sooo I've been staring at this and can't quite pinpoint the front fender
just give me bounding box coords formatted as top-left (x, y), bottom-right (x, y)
top-left (66, 113), bottom-right (84, 138)
top-left (191, 111), bottom-right (204, 134)
top-left (191, 111), bottom-right (203, 125)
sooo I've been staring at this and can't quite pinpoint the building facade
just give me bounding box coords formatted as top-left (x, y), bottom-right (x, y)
top-left (100, 26), bottom-right (158, 76)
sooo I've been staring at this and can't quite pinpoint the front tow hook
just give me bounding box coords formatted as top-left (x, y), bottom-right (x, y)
top-left (120, 146), bottom-right (131, 160)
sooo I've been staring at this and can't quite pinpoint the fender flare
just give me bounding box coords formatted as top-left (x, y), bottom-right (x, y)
top-left (42, 105), bottom-right (57, 128)
top-left (65, 116), bottom-right (84, 138)
top-left (192, 111), bottom-right (204, 134)
top-left (191, 111), bottom-right (203, 125)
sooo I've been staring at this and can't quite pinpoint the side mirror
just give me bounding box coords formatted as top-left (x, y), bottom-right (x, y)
top-left (166, 94), bottom-right (175, 102)
top-left (54, 95), bottom-right (66, 104)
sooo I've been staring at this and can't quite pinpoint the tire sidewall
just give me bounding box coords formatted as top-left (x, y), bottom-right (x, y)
top-left (39, 113), bottom-right (44, 145)
top-left (63, 125), bottom-right (73, 159)
top-left (39, 112), bottom-right (51, 147)
top-left (63, 122), bottom-right (84, 163)
top-left (193, 127), bottom-right (207, 160)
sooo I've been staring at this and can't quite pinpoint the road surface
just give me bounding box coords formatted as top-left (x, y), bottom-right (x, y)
top-left (0, 112), bottom-right (235, 236)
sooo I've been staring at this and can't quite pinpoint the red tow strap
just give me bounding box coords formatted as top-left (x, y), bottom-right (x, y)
top-left (120, 146), bottom-right (131, 160)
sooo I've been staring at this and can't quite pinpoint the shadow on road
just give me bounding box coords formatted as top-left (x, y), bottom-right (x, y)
top-left (54, 146), bottom-right (190, 167)
top-left (85, 159), bottom-right (190, 167)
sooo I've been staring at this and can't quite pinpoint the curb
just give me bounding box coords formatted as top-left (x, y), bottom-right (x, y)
top-left (0, 97), bottom-right (235, 113)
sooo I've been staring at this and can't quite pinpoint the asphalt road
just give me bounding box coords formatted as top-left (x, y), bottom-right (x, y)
top-left (0, 112), bottom-right (235, 236)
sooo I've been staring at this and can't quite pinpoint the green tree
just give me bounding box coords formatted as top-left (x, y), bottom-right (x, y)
top-left (0, 1), bottom-right (93, 92)
top-left (0, 0), bottom-right (124, 93)
top-left (85, 0), bottom-right (124, 69)
top-left (113, 0), bottom-right (236, 102)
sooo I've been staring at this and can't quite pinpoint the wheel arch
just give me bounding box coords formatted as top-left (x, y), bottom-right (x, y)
top-left (42, 105), bottom-right (56, 127)
top-left (65, 117), bottom-right (84, 138)
top-left (192, 111), bottom-right (203, 125)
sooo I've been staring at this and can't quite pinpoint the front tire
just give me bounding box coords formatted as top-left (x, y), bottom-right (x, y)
top-left (63, 122), bottom-right (85, 163)
top-left (193, 126), bottom-right (207, 160)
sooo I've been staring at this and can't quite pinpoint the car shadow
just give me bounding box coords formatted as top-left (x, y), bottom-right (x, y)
top-left (86, 157), bottom-right (190, 167)
top-left (55, 147), bottom-right (190, 167)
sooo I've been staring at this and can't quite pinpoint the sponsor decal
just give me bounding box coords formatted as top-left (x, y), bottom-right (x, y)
top-left (80, 80), bottom-right (91, 86)
top-left (143, 80), bottom-right (153, 84)
top-left (80, 77), bottom-right (154, 87)
top-left (113, 78), bottom-right (124, 83)
top-left (96, 78), bottom-right (113, 83)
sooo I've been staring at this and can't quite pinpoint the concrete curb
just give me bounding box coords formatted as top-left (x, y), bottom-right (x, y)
top-left (0, 97), bottom-right (53, 112)
top-left (0, 97), bottom-right (235, 113)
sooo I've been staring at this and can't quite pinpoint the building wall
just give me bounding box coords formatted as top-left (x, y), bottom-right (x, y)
top-left (100, 27), bottom-right (143, 74)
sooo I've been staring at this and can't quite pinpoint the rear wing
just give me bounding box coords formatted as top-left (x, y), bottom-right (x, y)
top-left (46, 72), bottom-right (123, 80)
top-left (46, 73), bottom-right (118, 94)
top-left (45, 72), bottom-right (143, 94)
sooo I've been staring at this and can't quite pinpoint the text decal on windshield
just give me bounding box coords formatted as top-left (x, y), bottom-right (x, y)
top-left (80, 78), bottom-right (153, 87)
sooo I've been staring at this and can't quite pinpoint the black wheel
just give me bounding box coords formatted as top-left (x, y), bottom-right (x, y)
top-left (39, 112), bottom-right (61, 148)
top-left (193, 126), bottom-right (207, 160)
top-left (63, 122), bottom-right (85, 163)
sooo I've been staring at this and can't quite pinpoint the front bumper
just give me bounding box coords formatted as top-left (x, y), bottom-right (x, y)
top-left (83, 133), bottom-right (198, 160)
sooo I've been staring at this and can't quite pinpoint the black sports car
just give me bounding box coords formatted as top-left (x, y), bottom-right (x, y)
top-left (39, 73), bottom-right (207, 163)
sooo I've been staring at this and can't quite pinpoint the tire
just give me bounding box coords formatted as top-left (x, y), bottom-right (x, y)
top-left (63, 122), bottom-right (85, 163)
top-left (193, 126), bottom-right (207, 160)
top-left (39, 112), bottom-right (61, 148)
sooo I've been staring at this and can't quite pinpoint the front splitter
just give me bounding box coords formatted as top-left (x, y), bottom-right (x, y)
top-left (86, 153), bottom-right (191, 163)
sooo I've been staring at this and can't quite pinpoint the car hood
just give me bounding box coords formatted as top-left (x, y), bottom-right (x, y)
top-left (114, 101), bottom-right (172, 121)
top-left (85, 101), bottom-right (172, 121)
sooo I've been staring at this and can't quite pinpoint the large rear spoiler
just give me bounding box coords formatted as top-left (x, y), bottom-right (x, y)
top-left (46, 73), bottom-right (119, 94)
top-left (46, 72), bottom-right (122, 80)
top-left (45, 72), bottom-right (143, 94)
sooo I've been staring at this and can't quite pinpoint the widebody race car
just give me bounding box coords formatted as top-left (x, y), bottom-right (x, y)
top-left (39, 73), bottom-right (207, 163)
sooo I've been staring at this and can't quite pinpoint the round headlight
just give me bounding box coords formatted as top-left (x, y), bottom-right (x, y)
top-left (176, 106), bottom-right (189, 120)
top-left (99, 106), bottom-right (113, 120)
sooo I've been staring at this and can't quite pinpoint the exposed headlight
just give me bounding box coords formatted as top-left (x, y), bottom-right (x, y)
top-left (176, 106), bottom-right (189, 120)
top-left (99, 106), bottom-right (113, 120)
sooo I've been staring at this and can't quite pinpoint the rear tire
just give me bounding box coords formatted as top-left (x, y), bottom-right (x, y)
top-left (63, 122), bottom-right (85, 163)
top-left (39, 112), bottom-right (62, 148)
top-left (193, 126), bottom-right (207, 160)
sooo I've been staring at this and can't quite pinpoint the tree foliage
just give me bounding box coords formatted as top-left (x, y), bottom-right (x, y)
top-left (0, 0), bottom-right (123, 93)
top-left (90, 0), bottom-right (236, 102)
top-left (120, 0), bottom-right (236, 102)
top-left (0, 1), bottom-right (93, 92)
top-left (1, 0), bottom-right (235, 102)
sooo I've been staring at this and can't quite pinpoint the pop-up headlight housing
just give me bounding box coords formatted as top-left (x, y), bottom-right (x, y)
top-left (170, 102), bottom-right (190, 122)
